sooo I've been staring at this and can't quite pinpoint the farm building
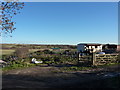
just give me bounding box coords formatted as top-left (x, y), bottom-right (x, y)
top-left (102, 44), bottom-right (117, 54)
top-left (77, 43), bottom-right (102, 53)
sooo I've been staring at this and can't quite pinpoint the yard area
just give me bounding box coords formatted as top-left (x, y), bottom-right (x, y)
top-left (2, 64), bottom-right (120, 88)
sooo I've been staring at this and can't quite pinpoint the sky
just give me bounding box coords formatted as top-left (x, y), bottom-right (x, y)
top-left (2, 2), bottom-right (118, 45)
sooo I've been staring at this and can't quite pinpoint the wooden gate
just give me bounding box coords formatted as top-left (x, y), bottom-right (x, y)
top-left (78, 53), bottom-right (92, 66)
top-left (78, 53), bottom-right (119, 66)
top-left (94, 54), bottom-right (119, 65)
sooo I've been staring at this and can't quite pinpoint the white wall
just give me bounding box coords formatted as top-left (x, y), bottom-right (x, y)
top-left (77, 44), bottom-right (103, 53)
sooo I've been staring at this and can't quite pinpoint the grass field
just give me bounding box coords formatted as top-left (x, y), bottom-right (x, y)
top-left (0, 49), bottom-right (15, 55)
top-left (1, 49), bottom-right (77, 55)
top-left (0, 49), bottom-right (45, 55)
top-left (29, 49), bottom-right (45, 53)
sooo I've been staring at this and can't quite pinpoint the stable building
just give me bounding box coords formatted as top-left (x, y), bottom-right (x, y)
top-left (102, 44), bottom-right (117, 54)
top-left (77, 43), bottom-right (102, 54)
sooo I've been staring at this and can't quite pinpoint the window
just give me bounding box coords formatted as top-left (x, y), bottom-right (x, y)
top-left (95, 46), bottom-right (97, 48)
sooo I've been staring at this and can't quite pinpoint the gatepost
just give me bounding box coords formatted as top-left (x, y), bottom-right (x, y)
top-left (92, 52), bottom-right (96, 66)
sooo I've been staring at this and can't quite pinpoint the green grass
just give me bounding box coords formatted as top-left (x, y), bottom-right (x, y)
top-left (96, 62), bottom-right (120, 68)
top-left (2, 62), bottom-right (120, 72)
top-left (2, 63), bottom-right (36, 71)
top-left (60, 63), bottom-right (120, 72)
top-left (60, 66), bottom-right (93, 72)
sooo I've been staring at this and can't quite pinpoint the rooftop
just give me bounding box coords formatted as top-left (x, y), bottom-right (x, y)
top-left (78, 43), bottom-right (102, 46)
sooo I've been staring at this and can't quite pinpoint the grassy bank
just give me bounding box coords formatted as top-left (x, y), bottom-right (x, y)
top-left (2, 62), bottom-right (120, 72)
top-left (60, 63), bottom-right (120, 72)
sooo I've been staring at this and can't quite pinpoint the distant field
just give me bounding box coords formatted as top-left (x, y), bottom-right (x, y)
top-left (0, 49), bottom-right (15, 55)
top-left (0, 49), bottom-right (44, 55)
top-left (29, 49), bottom-right (45, 53)
top-left (0, 48), bottom-right (77, 56)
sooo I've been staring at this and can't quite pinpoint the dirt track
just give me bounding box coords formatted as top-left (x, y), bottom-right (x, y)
top-left (2, 64), bottom-right (120, 88)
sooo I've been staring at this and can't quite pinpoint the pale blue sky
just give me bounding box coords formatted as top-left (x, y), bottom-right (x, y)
top-left (2, 2), bottom-right (118, 45)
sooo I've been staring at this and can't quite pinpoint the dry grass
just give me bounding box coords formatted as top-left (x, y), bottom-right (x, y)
top-left (0, 49), bottom-right (45, 55)
top-left (29, 49), bottom-right (45, 53)
top-left (0, 49), bottom-right (15, 55)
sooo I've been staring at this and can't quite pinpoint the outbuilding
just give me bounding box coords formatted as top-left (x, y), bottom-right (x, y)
top-left (77, 43), bottom-right (102, 53)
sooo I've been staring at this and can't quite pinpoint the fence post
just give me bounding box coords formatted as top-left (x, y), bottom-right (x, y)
top-left (118, 52), bottom-right (120, 63)
top-left (77, 52), bottom-right (80, 64)
top-left (92, 52), bottom-right (96, 66)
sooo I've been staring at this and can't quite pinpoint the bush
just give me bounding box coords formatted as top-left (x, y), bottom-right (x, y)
top-left (15, 47), bottom-right (29, 59)
top-left (43, 49), bottom-right (54, 54)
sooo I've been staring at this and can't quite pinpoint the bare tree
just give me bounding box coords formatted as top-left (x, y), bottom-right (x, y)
top-left (0, 1), bottom-right (24, 36)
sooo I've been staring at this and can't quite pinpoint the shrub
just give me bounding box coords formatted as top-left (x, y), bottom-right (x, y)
top-left (43, 49), bottom-right (54, 54)
top-left (15, 47), bottom-right (29, 59)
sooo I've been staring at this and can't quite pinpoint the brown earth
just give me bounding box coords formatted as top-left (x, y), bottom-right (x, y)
top-left (2, 64), bottom-right (120, 88)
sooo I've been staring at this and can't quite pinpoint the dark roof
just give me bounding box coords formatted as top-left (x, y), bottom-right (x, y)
top-left (86, 44), bottom-right (101, 46)
top-left (78, 43), bottom-right (101, 46)
top-left (105, 44), bottom-right (117, 45)
top-left (102, 44), bottom-right (117, 48)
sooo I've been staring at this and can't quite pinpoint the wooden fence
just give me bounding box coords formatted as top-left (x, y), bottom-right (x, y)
top-left (94, 54), bottom-right (119, 65)
top-left (78, 54), bottom-right (92, 66)
top-left (78, 53), bottom-right (119, 66)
